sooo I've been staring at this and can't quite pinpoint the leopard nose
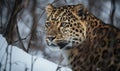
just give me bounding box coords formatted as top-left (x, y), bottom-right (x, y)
top-left (47, 36), bottom-right (56, 41)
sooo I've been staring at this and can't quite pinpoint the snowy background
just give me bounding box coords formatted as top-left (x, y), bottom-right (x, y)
top-left (0, 0), bottom-right (120, 71)
top-left (0, 35), bottom-right (71, 71)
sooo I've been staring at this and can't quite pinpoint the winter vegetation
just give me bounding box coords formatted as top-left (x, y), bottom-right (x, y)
top-left (0, 35), bottom-right (71, 71)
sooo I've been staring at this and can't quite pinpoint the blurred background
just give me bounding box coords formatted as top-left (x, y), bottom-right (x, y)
top-left (0, 0), bottom-right (120, 65)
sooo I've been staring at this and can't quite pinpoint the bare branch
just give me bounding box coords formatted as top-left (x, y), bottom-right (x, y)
top-left (13, 33), bottom-right (30, 43)
top-left (3, 0), bottom-right (22, 44)
top-left (16, 22), bottom-right (27, 52)
top-left (9, 46), bottom-right (12, 71)
top-left (38, 10), bottom-right (45, 21)
top-left (110, 0), bottom-right (116, 25)
top-left (56, 54), bottom-right (63, 71)
top-left (31, 56), bottom-right (37, 71)
top-left (4, 45), bottom-right (9, 71)
top-left (27, 0), bottom-right (38, 52)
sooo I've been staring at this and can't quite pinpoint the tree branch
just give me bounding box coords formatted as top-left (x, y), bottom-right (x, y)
top-left (3, 0), bottom-right (22, 44)
top-left (110, 0), bottom-right (116, 25)
top-left (27, 0), bottom-right (37, 52)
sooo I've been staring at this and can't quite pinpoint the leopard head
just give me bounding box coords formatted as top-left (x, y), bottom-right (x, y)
top-left (45, 4), bottom-right (87, 50)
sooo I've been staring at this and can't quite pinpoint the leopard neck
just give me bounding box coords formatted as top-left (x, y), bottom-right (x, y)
top-left (78, 10), bottom-right (105, 37)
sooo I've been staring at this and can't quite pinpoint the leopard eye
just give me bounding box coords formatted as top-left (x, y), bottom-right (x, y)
top-left (61, 22), bottom-right (66, 27)
top-left (78, 9), bottom-right (83, 16)
top-left (46, 22), bottom-right (51, 27)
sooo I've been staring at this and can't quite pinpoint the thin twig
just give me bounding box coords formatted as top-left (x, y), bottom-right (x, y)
top-left (4, 45), bottom-right (9, 71)
top-left (5, 0), bottom-right (12, 12)
top-left (31, 56), bottom-right (37, 71)
top-left (0, 3), bottom-right (3, 34)
top-left (13, 33), bottom-right (30, 43)
top-left (64, 0), bottom-right (67, 3)
top-left (19, 16), bottom-right (31, 29)
top-left (52, 0), bottom-right (60, 4)
top-left (16, 22), bottom-right (27, 52)
top-left (110, 0), bottom-right (115, 25)
top-left (27, 0), bottom-right (37, 52)
top-left (9, 46), bottom-right (12, 71)
top-left (0, 62), bottom-right (1, 71)
top-left (26, 34), bottom-right (32, 52)
top-left (38, 10), bottom-right (45, 21)
top-left (56, 54), bottom-right (63, 71)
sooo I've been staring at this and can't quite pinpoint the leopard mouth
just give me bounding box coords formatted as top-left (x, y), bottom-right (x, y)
top-left (46, 39), bottom-right (71, 49)
top-left (57, 42), bottom-right (69, 49)
top-left (50, 43), bottom-right (58, 47)
top-left (47, 42), bottom-right (69, 49)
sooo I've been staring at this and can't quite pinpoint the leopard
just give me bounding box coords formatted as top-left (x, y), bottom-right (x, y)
top-left (45, 3), bottom-right (120, 71)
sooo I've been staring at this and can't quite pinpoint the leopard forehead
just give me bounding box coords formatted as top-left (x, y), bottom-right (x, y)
top-left (47, 7), bottom-right (72, 22)
top-left (45, 4), bottom-right (85, 21)
top-left (46, 6), bottom-right (75, 21)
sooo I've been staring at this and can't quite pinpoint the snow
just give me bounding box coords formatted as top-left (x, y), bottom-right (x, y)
top-left (0, 35), bottom-right (72, 71)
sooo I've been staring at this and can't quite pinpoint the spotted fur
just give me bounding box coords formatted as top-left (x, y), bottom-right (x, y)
top-left (45, 4), bottom-right (120, 71)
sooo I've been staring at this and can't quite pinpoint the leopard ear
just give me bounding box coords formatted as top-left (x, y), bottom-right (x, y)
top-left (74, 4), bottom-right (84, 16)
top-left (46, 4), bottom-right (54, 15)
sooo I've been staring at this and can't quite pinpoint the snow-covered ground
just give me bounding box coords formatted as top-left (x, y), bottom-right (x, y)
top-left (0, 35), bottom-right (71, 71)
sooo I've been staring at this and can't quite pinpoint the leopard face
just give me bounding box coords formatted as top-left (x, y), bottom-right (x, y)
top-left (45, 4), bottom-right (87, 49)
